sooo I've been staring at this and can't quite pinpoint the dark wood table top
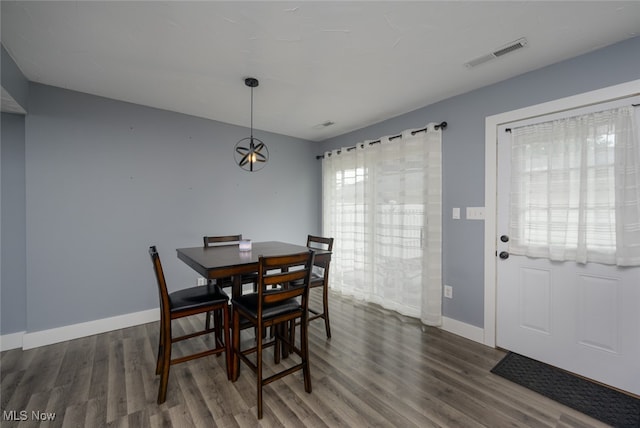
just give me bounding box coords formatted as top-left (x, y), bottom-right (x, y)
top-left (177, 240), bottom-right (331, 281)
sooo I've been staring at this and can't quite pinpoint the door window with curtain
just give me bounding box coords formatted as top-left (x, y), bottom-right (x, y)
top-left (508, 103), bottom-right (640, 266)
top-left (322, 124), bottom-right (442, 326)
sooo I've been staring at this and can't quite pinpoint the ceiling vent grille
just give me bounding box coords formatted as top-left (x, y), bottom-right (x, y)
top-left (313, 121), bottom-right (335, 129)
top-left (493, 38), bottom-right (528, 57)
top-left (465, 37), bottom-right (528, 68)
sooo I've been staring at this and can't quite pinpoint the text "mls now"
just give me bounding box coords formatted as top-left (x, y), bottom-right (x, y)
top-left (3, 410), bottom-right (56, 421)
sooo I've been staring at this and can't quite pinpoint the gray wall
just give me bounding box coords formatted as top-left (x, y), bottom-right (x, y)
top-left (3, 36), bottom-right (639, 337)
top-left (1, 43), bottom-right (29, 335)
top-left (318, 36), bottom-right (640, 328)
top-left (1, 44), bottom-right (29, 111)
top-left (22, 83), bottom-right (320, 333)
top-left (1, 112), bottom-right (27, 334)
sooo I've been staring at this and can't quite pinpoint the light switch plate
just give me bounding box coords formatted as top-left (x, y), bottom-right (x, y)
top-left (452, 207), bottom-right (461, 219)
top-left (466, 206), bottom-right (485, 220)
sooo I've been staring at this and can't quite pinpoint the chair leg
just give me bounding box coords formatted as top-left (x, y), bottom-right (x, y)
top-left (322, 284), bottom-right (331, 338)
top-left (222, 305), bottom-right (232, 380)
top-left (156, 319), bottom-right (164, 375)
top-left (231, 309), bottom-right (241, 382)
top-left (214, 310), bottom-right (223, 348)
top-left (205, 279), bottom-right (218, 331)
top-left (157, 323), bottom-right (172, 404)
top-left (257, 323), bottom-right (264, 419)
top-left (301, 316), bottom-right (312, 393)
top-left (287, 320), bottom-right (296, 357)
top-left (274, 323), bottom-right (281, 364)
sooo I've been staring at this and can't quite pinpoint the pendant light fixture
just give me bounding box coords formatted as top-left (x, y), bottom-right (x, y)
top-left (234, 77), bottom-right (269, 172)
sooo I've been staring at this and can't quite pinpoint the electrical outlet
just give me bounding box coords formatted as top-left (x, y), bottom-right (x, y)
top-left (444, 285), bottom-right (453, 299)
top-left (197, 277), bottom-right (206, 286)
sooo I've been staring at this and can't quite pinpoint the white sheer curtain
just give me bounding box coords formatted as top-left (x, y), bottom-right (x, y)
top-left (509, 105), bottom-right (640, 266)
top-left (322, 125), bottom-right (442, 325)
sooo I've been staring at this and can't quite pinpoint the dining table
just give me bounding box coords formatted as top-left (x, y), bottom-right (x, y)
top-left (176, 240), bottom-right (332, 299)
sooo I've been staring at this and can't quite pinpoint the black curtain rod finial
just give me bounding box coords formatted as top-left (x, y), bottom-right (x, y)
top-left (435, 121), bottom-right (447, 130)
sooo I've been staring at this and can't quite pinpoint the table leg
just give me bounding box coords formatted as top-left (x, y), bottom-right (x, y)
top-left (232, 275), bottom-right (242, 300)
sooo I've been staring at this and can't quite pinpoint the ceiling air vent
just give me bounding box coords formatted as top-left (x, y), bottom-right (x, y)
top-left (493, 38), bottom-right (528, 57)
top-left (313, 121), bottom-right (335, 129)
top-left (465, 37), bottom-right (528, 68)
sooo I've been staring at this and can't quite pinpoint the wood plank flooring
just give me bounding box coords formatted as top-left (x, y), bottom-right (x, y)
top-left (1, 291), bottom-right (610, 427)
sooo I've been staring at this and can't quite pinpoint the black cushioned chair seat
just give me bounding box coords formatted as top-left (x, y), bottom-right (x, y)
top-left (170, 284), bottom-right (229, 313)
top-left (232, 293), bottom-right (301, 319)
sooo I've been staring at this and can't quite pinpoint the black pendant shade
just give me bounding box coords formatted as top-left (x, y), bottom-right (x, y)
top-left (234, 77), bottom-right (268, 172)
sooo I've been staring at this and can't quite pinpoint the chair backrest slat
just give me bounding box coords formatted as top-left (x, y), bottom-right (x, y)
top-left (263, 269), bottom-right (308, 286)
top-left (204, 235), bottom-right (243, 248)
top-left (306, 235), bottom-right (334, 251)
top-left (258, 252), bottom-right (313, 306)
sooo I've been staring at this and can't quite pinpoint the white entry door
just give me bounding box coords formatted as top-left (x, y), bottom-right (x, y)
top-left (496, 99), bottom-right (640, 396)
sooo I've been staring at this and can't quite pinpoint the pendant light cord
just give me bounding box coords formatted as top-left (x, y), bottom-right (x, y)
top-left (250, 86), bottom-right (254, 139)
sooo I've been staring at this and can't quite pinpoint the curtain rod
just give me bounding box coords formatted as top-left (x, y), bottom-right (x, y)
top-left (505, 104), bottom-right (640, 133)
top-left (315, 121), bottom-right (447, 160)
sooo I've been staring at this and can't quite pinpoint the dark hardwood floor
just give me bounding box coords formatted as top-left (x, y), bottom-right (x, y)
top-left (1, 291), bottom-right (609, 427)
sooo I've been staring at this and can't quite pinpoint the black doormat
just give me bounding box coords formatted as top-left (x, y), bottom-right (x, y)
top-left (491, 352), bottom-right (640, 427)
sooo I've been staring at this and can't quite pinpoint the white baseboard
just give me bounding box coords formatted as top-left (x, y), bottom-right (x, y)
top-left (7, 309), bottom-right (160, 350)
top-left (440, 316), bottom-right (485, 344)
top-left (5, 310), bottom-right (483, 351)
top-left (0, 331), bottom-right (26, 352)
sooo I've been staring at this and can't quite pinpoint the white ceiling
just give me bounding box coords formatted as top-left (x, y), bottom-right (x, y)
top-left (2, 1), bottom-right (639, 141)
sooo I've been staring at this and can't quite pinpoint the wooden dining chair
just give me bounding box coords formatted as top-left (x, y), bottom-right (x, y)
top-left (203, 234), bottom-right (259, 290)
top-left (148, 246), bottom-right (231, 404)
top-left (231, 251), bottom-right (314, 419)
top-left (305, 235), bottom-right (334, 338)
top-left (203, 234), bottom-right (258, 329)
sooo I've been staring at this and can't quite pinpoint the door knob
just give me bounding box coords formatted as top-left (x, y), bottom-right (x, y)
top-left (500, 235), bottom-right (509, 243)
top-left (499, 251), bottom-right (509, 259)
